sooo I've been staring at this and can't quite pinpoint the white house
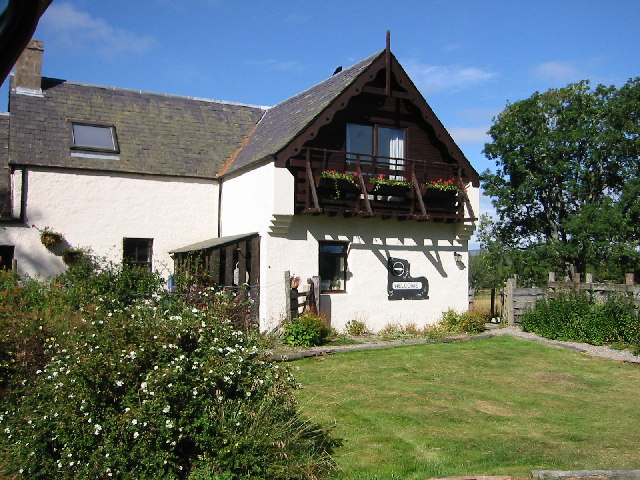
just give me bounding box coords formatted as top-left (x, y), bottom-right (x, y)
top-left (0, 39), bottom-right (479, 332)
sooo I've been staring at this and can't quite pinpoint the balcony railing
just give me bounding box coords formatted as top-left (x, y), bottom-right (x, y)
top-left (288, 148), bottom-right (475, 222)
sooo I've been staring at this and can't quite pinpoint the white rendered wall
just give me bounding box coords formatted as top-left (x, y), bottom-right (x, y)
top-left (220, 162), bottom-right (295, 329)
top-left (220, 164), bottom-right (477, 332)
top-left (260, 215), bottom-right (471, 332)
top-left (0, 169), bottom-right (218, 278)
top-left (219, 162), bottom-right (293, 236)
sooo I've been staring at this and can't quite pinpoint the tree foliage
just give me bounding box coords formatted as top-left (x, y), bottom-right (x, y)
top-left (482, 78), bottom-right (640, 281)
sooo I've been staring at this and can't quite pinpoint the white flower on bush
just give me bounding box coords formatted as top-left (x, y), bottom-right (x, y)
top-left (93, 424), bottom-right (102, 435)
top-left (165, 420), bottom-right (174, 429)
top-left (162, 405), bottom-right (170, 413)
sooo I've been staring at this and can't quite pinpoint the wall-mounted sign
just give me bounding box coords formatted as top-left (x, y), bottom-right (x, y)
top-left (387, 257), bottom-right (428, 300)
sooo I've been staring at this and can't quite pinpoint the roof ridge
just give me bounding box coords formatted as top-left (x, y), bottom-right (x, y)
top-left (40, 76), bottom-right (270, 110)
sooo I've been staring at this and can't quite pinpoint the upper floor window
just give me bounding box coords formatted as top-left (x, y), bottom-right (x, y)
top-left (71, 122), bottom-right (119, 153)
top-left (346, 123), bottom-right (404, 170)
top-left (123, 238), bottom-right (153, 270)
top-left (346, 124), bottom-right (405, 159)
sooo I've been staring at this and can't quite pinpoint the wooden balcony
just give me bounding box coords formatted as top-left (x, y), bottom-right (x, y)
top-left (288, 148), bottom-right (476, 222)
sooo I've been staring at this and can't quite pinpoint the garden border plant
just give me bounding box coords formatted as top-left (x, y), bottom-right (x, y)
top-left (0, 262), bottom-right (337, 480)
top-left (521, 291), bottom-right (640, 351)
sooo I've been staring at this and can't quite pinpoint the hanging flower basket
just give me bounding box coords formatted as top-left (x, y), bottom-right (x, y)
top-left (318, 171), bottom-right (359, 199)
top-left (368, 175), bottom-right (412, 197)
top-left (40, 232), bottom-right (63, 248)
top-left (32, 225), bottom-right (64, 248)
top-left (422, 188), bottom-right (459, 210)
top-left (62, 248), bottom-right (84, 266)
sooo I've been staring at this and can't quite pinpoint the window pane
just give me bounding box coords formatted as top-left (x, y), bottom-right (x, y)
top-left (123, 238), bottom-right (153, 270)
top-left (378, 127), bottom-right (405, 174)
top-left (72, 124), bottom-right (116, 150)
top-left (319, 242), bottom-right (347, 292)
top-left (346, 123), bottom-right (373, 160)
top-left (320, 244), bottom-right (345, 254)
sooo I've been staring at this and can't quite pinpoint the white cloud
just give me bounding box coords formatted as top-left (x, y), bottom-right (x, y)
top-left (40, 2), bottom-right (156, 57)
top-left (449, 126), bottom-right (490, 145)
top-left (404, 59), bottom-right (498, 94)
top-left (532, 61), bottom-right (582, 82)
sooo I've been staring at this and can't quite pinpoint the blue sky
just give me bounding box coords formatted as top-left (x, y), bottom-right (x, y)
top-left (2, 0), bottom-right (639, 245)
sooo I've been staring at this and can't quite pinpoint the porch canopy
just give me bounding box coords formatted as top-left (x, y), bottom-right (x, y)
top-left (170, 232), bottom-right (260, 287)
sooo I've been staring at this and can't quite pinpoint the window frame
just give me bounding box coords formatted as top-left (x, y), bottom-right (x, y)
top-left (123, 238), bottom-right (153, 271)
top-left (346, 122), bottom-right (406, 162)
top-left (70, 121), bottom-right (120, 153)
top-left (319, 240), bottom-right (349, 294)
top-left (0, 245), bottom-right (15, 271)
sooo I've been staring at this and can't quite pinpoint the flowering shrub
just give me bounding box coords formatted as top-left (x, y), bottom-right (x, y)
top-left (421, 178), bottom-right (461, 192)
top-left (0, 265), bottom-right (336, 479)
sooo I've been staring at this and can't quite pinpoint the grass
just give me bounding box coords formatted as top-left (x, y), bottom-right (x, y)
top-left (292, 335), bottom-right (640, 480)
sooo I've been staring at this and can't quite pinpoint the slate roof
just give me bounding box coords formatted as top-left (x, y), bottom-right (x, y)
top-left (8, 78), bottom-right (266, 178)
top-left (169, 232), bottom-right (259, 254)
top-left (220, 50), bottom-right (384, 176)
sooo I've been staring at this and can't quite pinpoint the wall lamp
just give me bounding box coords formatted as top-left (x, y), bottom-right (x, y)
top-left (454, 251), bottom-right (463, 263)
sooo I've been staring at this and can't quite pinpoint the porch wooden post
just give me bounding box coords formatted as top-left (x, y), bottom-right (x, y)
top-left (250, 236), bottom-right (260, 285)
top-left (210, 249), bottom-right (221, 284)
top-left (284, 270), bottom-right (292, 322)
top-left (224, 246), bottom-right (234, 286)
top-left (238, 241), bottom-right (247, 285)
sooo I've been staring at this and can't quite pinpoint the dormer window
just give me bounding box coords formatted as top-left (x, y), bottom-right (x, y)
top-left (71, 122), bottom-right (119, 153)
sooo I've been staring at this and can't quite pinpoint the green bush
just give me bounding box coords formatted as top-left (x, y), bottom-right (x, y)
top-left (521, 293), bottom-right (640, 347)
top-left (438, 309), bottom-right (487, 334)
top-left (344, 319), bottom-right (368, 336)
top-left (0, 266), bottom-right (336, 480)
top-left (282, 313), bottom-right (330, 347)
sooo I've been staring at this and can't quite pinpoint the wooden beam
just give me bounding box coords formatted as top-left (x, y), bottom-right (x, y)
top-left (362, 86), bottom-right (410, 99)
top-left (250, 236), bottom-right (260, 285)
top-left (210, 249), bottom-right (221, 284)
top-left (224, 245), bottom-right (234, 286)
top-left (354, 163), bottom-right (373, 216)
top-left (412, 172), bottom-right (428, 219)
top-left (238, 241), bottom-right (247, 286)
top-left (306, 150), bottom-right (321, 213)
top-left (385, 30), bottom-right (391, 97)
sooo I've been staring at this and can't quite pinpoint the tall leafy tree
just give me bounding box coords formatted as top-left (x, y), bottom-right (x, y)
top-left (482, 78), bottom-right (640, 279)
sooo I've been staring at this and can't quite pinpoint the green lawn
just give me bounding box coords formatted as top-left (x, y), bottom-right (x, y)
top-left (292, 336), bottom-right (640, 480)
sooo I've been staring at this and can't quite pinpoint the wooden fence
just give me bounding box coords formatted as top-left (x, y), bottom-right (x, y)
top-left (504, 272), bottom-right (640, 324)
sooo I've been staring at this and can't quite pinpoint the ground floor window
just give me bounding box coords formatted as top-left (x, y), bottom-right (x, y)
top-left (319, 241), bottom-right (348, 293)
top-left (123, 238), bottom-right (153, 270)
top-left (0, 245), bottom-right (14, 270)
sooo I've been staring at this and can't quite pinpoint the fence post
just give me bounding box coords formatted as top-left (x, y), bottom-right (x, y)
top-left (310, 276), bottom-right (320, 317)
top-left (625, 273), bottom-right (634, 286)
top-left (490, 288), bottom-right (496, 319)
top-left (284, 270), bottom-right (291, 322)
top-left (505, 275), bottom-right (517, 325)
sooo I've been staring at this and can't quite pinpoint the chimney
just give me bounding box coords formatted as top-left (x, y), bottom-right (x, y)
top-left (12, 39), bottom-right (44, 94)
